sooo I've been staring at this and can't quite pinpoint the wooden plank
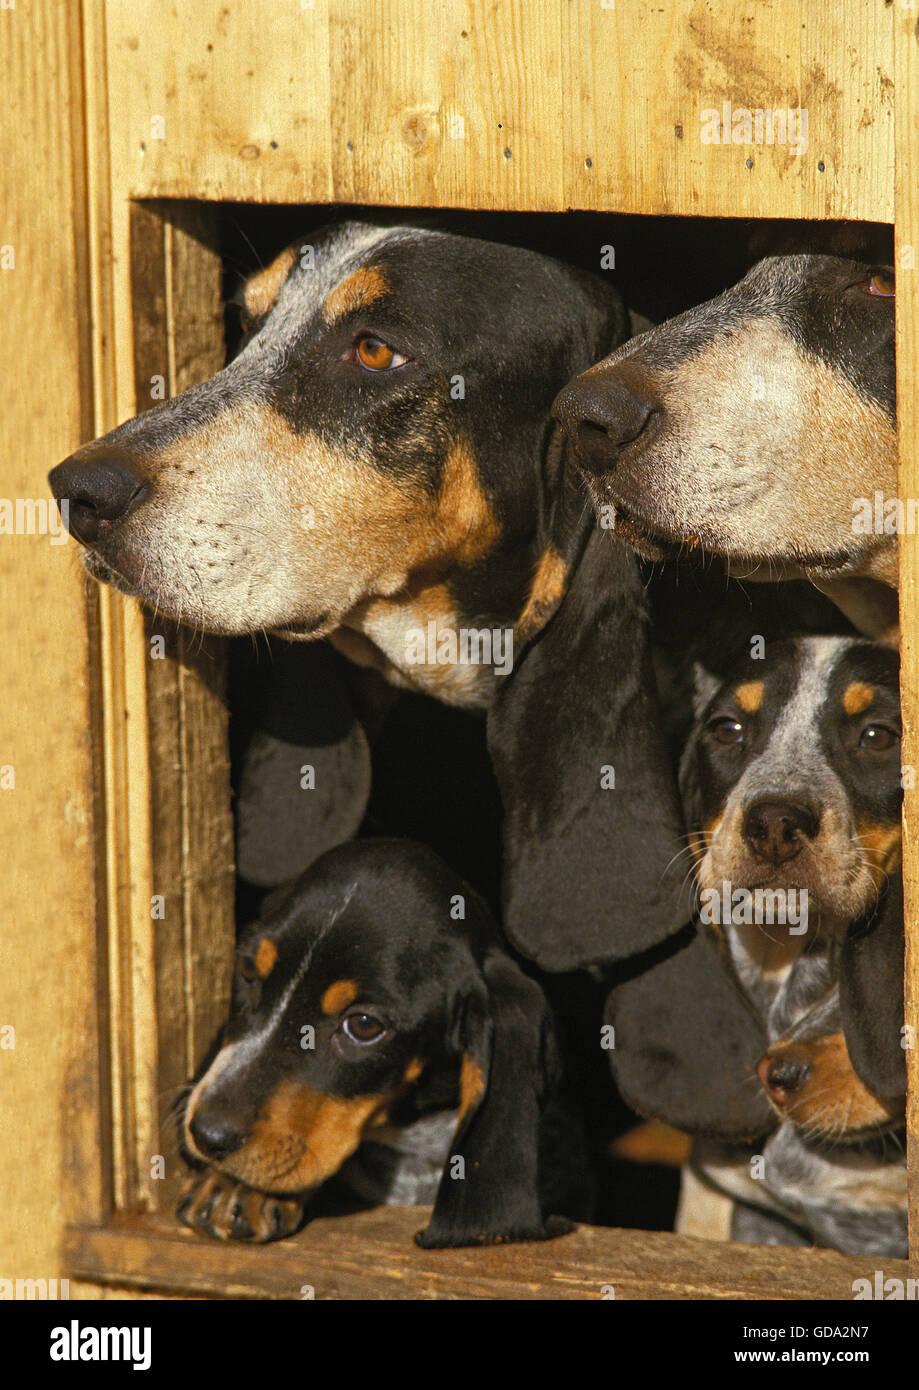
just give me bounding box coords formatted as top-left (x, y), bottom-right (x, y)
top-left (0, 0), bottom-right (111, 1276)
top-left (565, 0), bottom-right (895, 221)
top-left (64, 1209), bottom-right (910, 1301)
top-left (100, 0), bottom-right (893, 221)
top-left (128, 202), bottom-right (235, 1215)
top-left (894, 5), bottom-right (919, 1265)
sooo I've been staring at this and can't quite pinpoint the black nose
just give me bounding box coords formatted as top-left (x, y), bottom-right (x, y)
top-left (48, 449), bottom-right (148, 544)
top-left (552, 375), bottom-right (658, 476)
top-left (758, 1054), bottom-right (809, 1098)
top-left (189, 1105), bottom-right (246, 1162)
top-left (741, 799), bottom-right (819, 864)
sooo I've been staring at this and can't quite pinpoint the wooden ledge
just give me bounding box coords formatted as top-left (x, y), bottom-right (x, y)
top-left (63, 1208), bottom-right (912, 1301)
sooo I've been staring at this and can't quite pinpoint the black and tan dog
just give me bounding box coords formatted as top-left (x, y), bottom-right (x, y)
top-left (178, 838), bottom-right (589, 1247)
top-left (50, 221), bottom-right (629, 709)
top-left (607, 634), bottom-right (907, 1254)
top-left (49, 220), bottom-right (703, 974)
top-left (554, 255), bottom-right (899, 639)
top-left (742, 971), bottom-right (907, 1255)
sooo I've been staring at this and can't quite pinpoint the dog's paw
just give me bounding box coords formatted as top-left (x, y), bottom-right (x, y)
top-left (176, 1170), bottom-right (304, 1243)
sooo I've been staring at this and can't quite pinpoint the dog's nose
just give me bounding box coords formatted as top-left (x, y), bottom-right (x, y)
top-left (189, 1106), bottom-right (246, 1162)
top-left (552, 376), bottom-right (657, 475)
top-left (741, 799), bottom-right (819, 864)
top-left (758, 1053), bottom-right (809, 1100)
top-left (48, 450), bottom-right (148, 544)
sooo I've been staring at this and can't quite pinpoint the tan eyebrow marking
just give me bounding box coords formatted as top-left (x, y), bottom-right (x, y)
top-left (321, 265), bottom-right (389, 325)
top-left (254, 938), bottom-right (279, 978)
top-left (243, 244), bottom-right (299, 320)
top-left (321, 979), bottom-right (358, 1015)
top-left (843, 681), bottom-right (876, 715)
top-left (734, 680), bottom-right (764, 714)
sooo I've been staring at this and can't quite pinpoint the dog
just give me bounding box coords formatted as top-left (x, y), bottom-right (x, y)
top-left (49, 220), bottom-right (628, 710)
top-left (553, 255), bottom-right (899, 640)
top-left (49, 218), bottom-right (706, 977)
top-left (607, 634), bottom-right (907, 1253)
top-left (178, 837), bottom-right (592, 1247)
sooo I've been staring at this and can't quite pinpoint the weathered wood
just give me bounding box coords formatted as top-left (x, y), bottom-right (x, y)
top-left (100, 0), bottom-right (893, 221)
top-left (894, 7), bottom-right (919, 1266)
top-left (129, 202), bottom-right (235, 1214)
top-left (0, 0), bottom-right (111, 1277)
top-left (64, 1210), bottom-right (909, 1301)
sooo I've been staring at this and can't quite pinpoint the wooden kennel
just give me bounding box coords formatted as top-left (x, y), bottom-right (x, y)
top-left (2, 0), bottom-right (917, 1299)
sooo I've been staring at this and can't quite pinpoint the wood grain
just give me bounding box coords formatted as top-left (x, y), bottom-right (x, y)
top-left (64, 1209), bottom-right (910, 1301)
top-left (99, 0), bottom-right (893, 220)
top-left (129, 203), bottom-right (235, 1215)
top-left (0, 0), bottom-right (111, 1276)
top-left (894, 4), bottom-right (919, 1266)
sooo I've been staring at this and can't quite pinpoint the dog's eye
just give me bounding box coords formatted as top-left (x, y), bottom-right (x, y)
top-left (859, 723), bottom-right (899, 751)
top-left (867, 270), bottom-right (895, 298)
top-left (353, 335), bottom-right (407, 372)
top-left (341, 1012), bottom-right (388, 1045)
top-left (707, 717), bottom-right (745, 746)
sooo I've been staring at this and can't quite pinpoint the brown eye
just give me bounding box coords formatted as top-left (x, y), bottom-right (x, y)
top-left (354, 335), bottom-right (406, 371)
top-left (859, 724), bottom-right (898, 751)
top-left (707, 717), bottom-right (745, 747)
top-left (867, 271), bottom-right (895, 298)
top-left (342, 1012), bottom-right (387, 1045)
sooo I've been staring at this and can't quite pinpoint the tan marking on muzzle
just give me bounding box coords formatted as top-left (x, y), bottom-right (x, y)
top-left (855, 819), bottom-right (902, 875)
top-left (593, 320), bottom-right (899, 579)
top-left (212, 1080), bottom-right (397, 1192)
top-left (322, 265), bottom-right (389, 325)
top-left (765, 1030), bottom-right (904, 1137)
top-left (243, 244), bottom-right (299, 319)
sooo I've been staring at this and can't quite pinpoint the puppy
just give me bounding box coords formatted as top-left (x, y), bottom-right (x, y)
top-left (553, 255), bottom-right (899, 638)
top-left (673, 635), bottom-right (906, 1254)
top-left (178, 838), bottom-right (590, 1247)
top-left (707, 973), bottom-right (907, 1257)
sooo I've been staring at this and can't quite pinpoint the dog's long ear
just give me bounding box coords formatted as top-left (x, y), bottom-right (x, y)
top-left (840, 873), bottom-right (907, 1097)
top-left (488, 512), bottom-right (692, 972)
top-left (234, 640), bottom-right (371, 889)
top-left (605, 921), bottom-right (775, 1141)
top-left (416, 953), bottom-right (566, 1248)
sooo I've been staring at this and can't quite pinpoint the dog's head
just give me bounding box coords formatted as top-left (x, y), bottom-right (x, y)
top-left (554, 255), bottom-right (898, 593)
top-left (759, 985), bottom-right (904, 1142)
top-left (681, 635), bottom-right (902, 936)
top-left (49, 221), bottom-right (625, 704)
top-left (181, 837), bottom-right (567, 1247)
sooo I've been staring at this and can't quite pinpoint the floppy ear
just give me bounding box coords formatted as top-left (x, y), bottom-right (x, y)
top-left (605, 921), bottom-right (775, 1141)
top-left (233, 640), bottom-right (371, 890)
top-left (840, 873), bottom-right (907, 1097)
top-left (416, 953), bottom-right (569, 1248)
top-left (487, 513), bottom-right (693, 971)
